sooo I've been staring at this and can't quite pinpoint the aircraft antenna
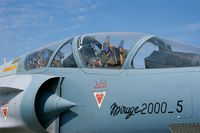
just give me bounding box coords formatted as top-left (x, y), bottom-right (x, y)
top-left (3, 58), bottom-right (7, 64)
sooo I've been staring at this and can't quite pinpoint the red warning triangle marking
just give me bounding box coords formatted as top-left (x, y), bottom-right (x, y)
top-left (94, 91), bottom-right (106, 109)
top-left (1, 105), bottom-right (8, 120)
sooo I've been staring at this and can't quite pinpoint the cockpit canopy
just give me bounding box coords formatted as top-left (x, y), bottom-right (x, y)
top-left (24, 41), bottom-right (61, 71)
top-left (22, 32), bottom-right (147, 71)
top-left (15, 32), bottom-right (200, 72)
top-left (77, 32), bottom-right (146, 68)
top-left (133, 37), bottom-right (200, 69)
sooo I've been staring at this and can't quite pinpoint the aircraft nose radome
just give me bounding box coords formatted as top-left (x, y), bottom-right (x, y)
top-left (39, 94), bottom-right (76, 129)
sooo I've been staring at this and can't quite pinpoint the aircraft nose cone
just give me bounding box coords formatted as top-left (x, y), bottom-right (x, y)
top-left (37, 94), bottom-right (76, 129)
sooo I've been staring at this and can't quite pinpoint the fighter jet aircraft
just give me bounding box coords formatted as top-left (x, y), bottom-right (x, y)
top-left (0, 32), bottom-right (200, 133)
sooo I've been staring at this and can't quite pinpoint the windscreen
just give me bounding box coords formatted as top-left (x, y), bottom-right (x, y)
top-left (24, 41), bottom-right (62, 71)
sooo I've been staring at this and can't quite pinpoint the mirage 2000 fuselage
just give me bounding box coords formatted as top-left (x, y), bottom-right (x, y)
top-left (0, 32), bottom-right (200, 133)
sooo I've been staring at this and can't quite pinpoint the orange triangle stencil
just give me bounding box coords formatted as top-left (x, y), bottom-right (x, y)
top-left (94, 91), bottom-right (106, 109)
top-left (1, 106), bottom-right (8, 120)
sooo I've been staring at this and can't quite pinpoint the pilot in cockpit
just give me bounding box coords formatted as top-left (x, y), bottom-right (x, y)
top-left (79, 35), bottom-right (126, 68)
top-left (51, 51), bottom-right (64, 67)
top-left (100, 36), bottom-right (124, 67)
top-left (37, 48), bottom-right (52, 67)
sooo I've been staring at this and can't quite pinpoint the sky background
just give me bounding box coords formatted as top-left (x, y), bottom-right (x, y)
top-left (0, 0), bottom-right (200, 64)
